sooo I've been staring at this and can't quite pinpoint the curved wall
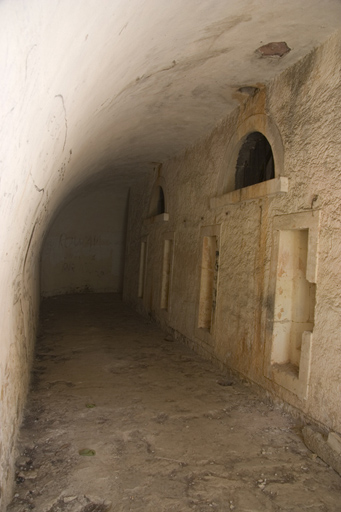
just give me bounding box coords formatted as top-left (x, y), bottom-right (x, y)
top-left (1, 0), bottom-right (341, 508)
top-left (124, 33), bottom-right (341, 439)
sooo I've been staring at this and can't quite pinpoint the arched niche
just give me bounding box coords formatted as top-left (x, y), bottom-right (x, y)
top-left (147, 176), bottom-right (169, 221)
top-left (211, 114), bottom-right (287, 208)
top-left (235, 132), bottom-right (274, 190)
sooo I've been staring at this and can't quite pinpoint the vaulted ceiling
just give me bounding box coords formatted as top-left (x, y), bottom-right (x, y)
top-left (3, 0), bottom-right (341, 186)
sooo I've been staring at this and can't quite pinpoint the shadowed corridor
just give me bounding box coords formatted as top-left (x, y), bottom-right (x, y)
top-left (7, 294), bottom-right (341, 512)
top-left (3, 3), bottom-right (341, 510)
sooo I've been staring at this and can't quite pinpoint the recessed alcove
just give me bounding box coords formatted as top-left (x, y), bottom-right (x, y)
top-left (266, 211), bottom-right (321, 400)
top-left (196, 225), bottom-right (220, 344)
top-left (210, 116), bottom-right (287, 210)
top-left (160, 238), bottom-right (174, 311)
top-left (152, 186), bottom-right (165, 216)
top-left (271, 229), bottom-right (316, 373)
top-left (235, 132), bottom-right (274, 190)
top-left (138, 239), bottom-right (147, 299)
top-left (198, 236), bottom-right (217, 330)
top-left (146, 176), bottom-right (169, 223)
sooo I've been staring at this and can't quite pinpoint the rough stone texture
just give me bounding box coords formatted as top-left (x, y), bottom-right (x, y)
top-left (303, 426), bottom-right (341, 477)
top-left (2, 1), bottom-right (341, 510)
top-left (6, 294), bottom-right (341, 512)
top-left (124, 33), bottom-right (341, 437)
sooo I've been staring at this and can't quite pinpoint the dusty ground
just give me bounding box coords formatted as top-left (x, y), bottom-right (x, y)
top-left (7, 294), bottom-right (341, 512)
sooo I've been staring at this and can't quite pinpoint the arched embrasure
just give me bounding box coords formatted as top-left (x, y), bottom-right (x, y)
top-left (235, 132), bottom-right (274, 190)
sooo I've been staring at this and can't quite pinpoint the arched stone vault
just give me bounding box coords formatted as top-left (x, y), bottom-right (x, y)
top-left (1, 1), bottom-right (341, 508)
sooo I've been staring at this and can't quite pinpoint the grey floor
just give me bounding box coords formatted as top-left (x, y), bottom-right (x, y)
top-left (7, 294), bottom-right (341, 512)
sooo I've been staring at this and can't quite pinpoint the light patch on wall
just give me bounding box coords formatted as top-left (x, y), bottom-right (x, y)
top-left (198, 233), bottom-right (220, 333)
top-left (198, 236), bottom-right (217, 330)
top-left (266, 211), bottom-right (320, 400)
top-left (138, 240), bottom-right (147, 299)
top-left (271, 229), bottom-right (316, 370)
top-left (160, 239), bottom-right (173, 311)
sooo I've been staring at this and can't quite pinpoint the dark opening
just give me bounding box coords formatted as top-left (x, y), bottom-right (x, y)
top-left (156, 186), bottom-right (165, 215)
top-left (235, 132), bottom-right (274, 190)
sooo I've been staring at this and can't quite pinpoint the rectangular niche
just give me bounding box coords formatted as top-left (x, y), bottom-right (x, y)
top-left (138, 239), bottom-right (147, 299)
top-left (267, 211), bottom-right (320, 400)
top-left (197, 225), bottom-right (220, 337)
top-left (272, 229), bottom-right (316, 369)
top-left (160, 238), bottom-right (174, 311)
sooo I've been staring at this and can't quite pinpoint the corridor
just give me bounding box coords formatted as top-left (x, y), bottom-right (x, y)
top-left (7, 294), bottom-right (341, 512)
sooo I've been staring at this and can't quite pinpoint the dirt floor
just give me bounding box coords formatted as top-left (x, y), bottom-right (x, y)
top-left (6, 294), bottom-right (341, 512)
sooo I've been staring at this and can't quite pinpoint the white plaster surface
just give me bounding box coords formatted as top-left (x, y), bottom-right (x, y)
top-left (1, 0), bottom-right (341, 508)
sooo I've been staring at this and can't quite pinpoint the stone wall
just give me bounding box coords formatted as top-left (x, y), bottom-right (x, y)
top-left (124, 32), bottom-right (341, 434)
top-left (41, 185), bottom-right (129, 296)
top-left (1, 1), bottom-right (340, 508)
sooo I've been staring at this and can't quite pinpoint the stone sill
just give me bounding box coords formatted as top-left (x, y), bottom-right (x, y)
top-left (270, 330), bottom-right (312, 401)
top-left (195, 326), bottom-right (213, 346)
top-left (144, 213), bottom-right (169, 225)
top-left (272, 364), bottom-right (307, 400)
top-left (210, 177), bottom-right (288, 209)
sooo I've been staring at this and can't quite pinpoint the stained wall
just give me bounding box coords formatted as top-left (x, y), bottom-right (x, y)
top-left (41, 185), bottom-right (129, 296)
top-left (1, 1), bottom-right (341, 509)
top-left (124, 32), bottom-right (341, 434)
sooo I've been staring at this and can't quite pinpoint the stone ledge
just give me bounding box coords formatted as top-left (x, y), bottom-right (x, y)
top-left (210, 176), bottom-right (288, 209)
top-left (303, 426), bottom-right (341, 477)
top-left (270, 331), bottom-right (312, 401)
top-left (328, 432), bottom-right (341, 455)
top-left (144, 212), bottom-right (169, 225)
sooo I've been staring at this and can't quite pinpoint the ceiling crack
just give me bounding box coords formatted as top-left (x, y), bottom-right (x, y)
top-left (30, 171), bottom-right (44, 193)
top-left (55, 94), bottom-right (68, 151)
